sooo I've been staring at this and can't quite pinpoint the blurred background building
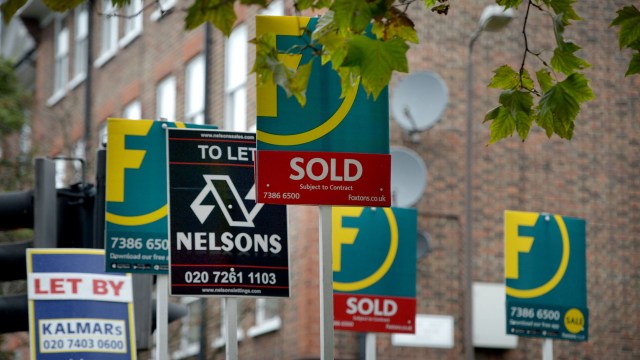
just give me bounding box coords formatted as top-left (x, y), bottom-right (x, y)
top-left (0, 0), bottom-right (638, 359)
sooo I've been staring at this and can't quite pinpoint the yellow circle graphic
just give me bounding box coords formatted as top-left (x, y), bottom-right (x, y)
top-left (333, 208), bottom-right (399, 292)
top-left (105, 121), bottom-right (185, 226)
top-left (506, 214), bottom-right (571, 298)
top-left (564, 308), bottom-right (585, 334)
top-left (256, 82), bottom-right (359, 146)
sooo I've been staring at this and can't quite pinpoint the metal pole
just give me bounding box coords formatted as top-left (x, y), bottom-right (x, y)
top-left (365, 333), bottom-right (376, 360)
top-left (224, 298), bottom-right (238, 360)
top-left (319, 205), bottom-right (334, 359)
top-left (155, 275), bottom-right (169, 360)
top-left (34, 157), bottom-right (57, 248)
top-left (463, 29), bottom-right (481, 360)
top-left (542, 339), bottom-right (553, 360)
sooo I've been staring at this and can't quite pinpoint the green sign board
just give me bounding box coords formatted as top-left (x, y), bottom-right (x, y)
top-left (105, 118), bottom-right (215, 274)
top-left (505, 210), bottom-right (588, 341)
top-left (255, 16), bottom-right (391, 207)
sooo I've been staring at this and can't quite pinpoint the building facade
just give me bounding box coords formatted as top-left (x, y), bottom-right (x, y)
top-left (1, 0), bottom-right (638, 359)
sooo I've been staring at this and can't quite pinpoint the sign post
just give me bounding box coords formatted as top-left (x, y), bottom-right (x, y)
top-left (255, 16), bottom-right (392, 359)
top-left (27, 249), bottom-right (136, 360)
top-left (505, 210), bottom-right (589, 343)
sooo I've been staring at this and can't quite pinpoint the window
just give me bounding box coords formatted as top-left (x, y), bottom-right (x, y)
top-left (172, 297), bottom-right (201, 359)
top-left (98, 122), bottom-right (108, 149)
top-left (95, 0), bottom-right (118, 67)
top-left (50, 16), bottom-right (69, 104)
top-left (150, 0), bottom-right (176, 22)
top-left (224, 24), bottom-right (247, 131)
top-left (156, 75), bottom-right (176, 121)
top-left (185, 54), bottom-right (205, 124)
top-left (247, 298), bottom-right (281, 337)
top-left (120, 0), bottom-right (143, 48)
top-left (71, 4), bottom-right (88, 88)
top-left (123, 100), bottom-right (142, 120)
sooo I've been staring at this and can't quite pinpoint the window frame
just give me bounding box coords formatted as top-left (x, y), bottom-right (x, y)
top-left (120, 0), bottom-right (143, 48)
top-left (94, 0), bottom-right (119, 68)
top-left (156, 75), bottom-right (176, 122)
top-left (185, 53), bottom-right (206, 125)
top-left (224, 24), bottom-right (248, 131)
top-left (48, 15), bottom-right (69, 106)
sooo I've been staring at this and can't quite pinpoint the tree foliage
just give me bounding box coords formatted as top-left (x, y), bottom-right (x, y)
top-left (0, 58), bottom-right (28, 137)
top-left (1, 0), bottom-right (637, 143)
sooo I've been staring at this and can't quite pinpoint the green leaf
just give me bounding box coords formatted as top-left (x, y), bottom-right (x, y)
top-left (290, 61), bottom-right (313, 107)
top-left (495, 0), bottom-right (523, 9)
top-left (488, 65), bottom-right (534, 91)
top-left (342, 35), bottom-right (409, 98)
top-left (1, 0), bottom-right (27, 24)
top-left (485, 90), bottom-right (534, 143)
top-left (535, 69), bottom-right (554, 93)
top-left (548, 0), bottom-right (581, 25)
top-left (626, 52), bottom-right (640, 76)
top-left (185, 0), bottom-right (236, 35)
top-left (489, 65), bottom-right (519, 90)
top-left (41, 0), bottom-right (85, 12)
top-left (423, 0), bottom-right (439, 7)
top-left (610, 6), bottom-right (640, 49)
top-left (487, 107), bottom-right (515, 144)
top-left (331, 0), bottom-right (373, 33)
top-left (537, 73), bottom-right (594, 139)
top-left (372, 11), bottom-right (418, 43)
top-left (550, 41), bottom-right (591, 75)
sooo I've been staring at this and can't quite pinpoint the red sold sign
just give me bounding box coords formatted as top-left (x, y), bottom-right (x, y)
top-left (257, 150), bottom-right (390, 206)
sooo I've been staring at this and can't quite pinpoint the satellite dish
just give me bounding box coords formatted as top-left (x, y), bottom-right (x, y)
top-left (417, 231), bottom-right (432, 260)
top-left (390, 146), bottom-right (427, 208)
top-left (391, 71), bottom-right (449, 133)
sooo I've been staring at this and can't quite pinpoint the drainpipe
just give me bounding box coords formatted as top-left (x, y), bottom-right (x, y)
top-left (83, 0), bottom-right (94, 158)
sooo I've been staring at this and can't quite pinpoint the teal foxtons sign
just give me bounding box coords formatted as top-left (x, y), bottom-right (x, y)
top-left (505, 210), bottom-right (588, 341)
top-left (105, 118), bottom-right (215, 274)
top-left (255, 16), bottom-right (391, 207)
top-left (333, 207), bottom-right (416, 334)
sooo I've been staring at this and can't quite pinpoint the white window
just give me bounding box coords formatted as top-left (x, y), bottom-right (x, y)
top-left (120, 0), bottom-right (143, 48)
top-left (71, 4), bottom-right (88, 88)
top-left (150, 0), bottom-right (176, 22)
top-left (156, 75), bottom-right (176, 121)
top-left (247, 298), bottom-right (281, 337)
top-left (172, 297), bottom-right (201, 359)
top-left (95, 0), bottom-right (118, 67)
top-left (224, 24), bottom-right (247, 131)
top-left (185, 54), bottom-right (205, 124)
top-left (51, 16), bottom-right (69, 103)
top-left (123, 100), bottom-right (142, 120)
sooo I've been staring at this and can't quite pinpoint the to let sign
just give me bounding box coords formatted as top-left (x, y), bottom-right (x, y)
top-left (505, 210), bottom-right (589, 341)
top-left (255, 16), bottom-right (391, 207)
top-left (167, 129), bottom-right (290, 298)
top-left (332, 207), bottom-right (417, 333)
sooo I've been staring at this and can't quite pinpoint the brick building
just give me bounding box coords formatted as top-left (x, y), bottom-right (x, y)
top-left (1, 0), bottom-right (638, 359)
